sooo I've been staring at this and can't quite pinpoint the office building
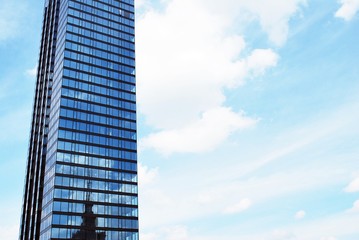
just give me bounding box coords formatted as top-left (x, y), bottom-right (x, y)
top-left (19, 0), bottom-right (138, 239)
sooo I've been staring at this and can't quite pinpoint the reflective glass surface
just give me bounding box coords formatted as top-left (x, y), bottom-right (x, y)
top-left (35, 0), bottom-right (138, 239)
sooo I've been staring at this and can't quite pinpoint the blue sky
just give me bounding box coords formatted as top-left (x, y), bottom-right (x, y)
top-left (0, 0), bottom-right (359, 239)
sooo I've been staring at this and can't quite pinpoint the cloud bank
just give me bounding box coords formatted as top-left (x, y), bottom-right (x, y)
top-left (136, 0), bottom-right (308, 155)
top-left (335, 0), bottom-right (359, 21)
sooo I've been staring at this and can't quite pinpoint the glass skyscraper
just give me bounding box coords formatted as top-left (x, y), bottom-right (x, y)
top-left (19, 0), bottom-right (138, 240)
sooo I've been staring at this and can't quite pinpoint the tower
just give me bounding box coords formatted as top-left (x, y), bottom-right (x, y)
top-left (19, 0), bottom-right (138, 239)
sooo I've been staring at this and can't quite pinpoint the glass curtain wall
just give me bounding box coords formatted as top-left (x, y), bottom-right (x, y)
top-left (20, 0), bottom-right (138, 240)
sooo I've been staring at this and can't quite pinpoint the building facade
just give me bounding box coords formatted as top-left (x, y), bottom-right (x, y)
top-left (19, 0), bottom-right (138, 239)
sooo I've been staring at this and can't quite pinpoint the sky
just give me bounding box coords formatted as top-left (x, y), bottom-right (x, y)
top-left (0, 0), bottom-right (359, 239)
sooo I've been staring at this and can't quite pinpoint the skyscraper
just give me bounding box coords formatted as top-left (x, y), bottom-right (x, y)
top-left (19, 1), bottom-right (138, 240)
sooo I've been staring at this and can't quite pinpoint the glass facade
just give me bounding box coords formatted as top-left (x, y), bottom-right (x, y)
top-left (19, 0), bottom-right (138, 239)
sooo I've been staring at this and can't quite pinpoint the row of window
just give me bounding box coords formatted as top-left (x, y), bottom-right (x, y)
top-left (60, 109), bottom-right (136, 137)
top-left (64, 59), bottom-right (134, 82)
top-left (71, 0), bottom-right (134, 16)
top-left (44, 152), bottom-right (137, 200)
top-left (63, 69), bottom-right (135, 92)
top-left (57, 140), bottom-right (137, 160)
top-left (61, 87), bottom-right (136, 111)
top-left (60, 98), bottom-right (136, 121)
top-left (90, 0), bottom-right (135, 12)
top-left (53, 188), bottom-right (138, 205)
top-left (64, 48), bottom-right (134, 75)
top-left (53, 214), bottom-right (82, 226)
top-left (42, 184), bottom-right (137, 223)
top-left (53, 201), bottom-right (137, 217)
top-left (65, 41), bottom-right (135, 66)
top-left (52, 213), bottom-right (138, 229)
top-left (68, 11), bottom-right (134, 37)
top-left (66, 32), bottom-right (135, 62)
top-left (68, 8), bottom-right (134, 37)
top-left (59, 118), bottom-right (136, 140)
top-left (60, 103), bottom-right (136, 130)
top-left (66, 32), bottom-right (135, 60)
top-left (56, 152), bottom-right (137, 172)
top-left (98, 217), bottom-right (138, 229)
top-left (67, 23), bottom-right (134, 51)
top-left (55, 163), bottom-right (137, 182)
top-left (62, 78), bottom-right (135, 101)
top-left (45, 228), bottom-right (138, 240)
top-left (70, 0), bottom-right (134, 23)
top-left (58, 129), bottom-right (136, 150)
top-left (72, 0), bottom-right (135, 16)
top-left (55, 175), bottom-right (137, 194)
top-left (64, 62), bottom-right (134, 88)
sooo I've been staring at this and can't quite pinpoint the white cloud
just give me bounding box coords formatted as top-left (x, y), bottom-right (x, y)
top-left (139, 100), bottom-right (359, 231)
top-left (136, 0), bottom-right (280, 154)
top-left (141, 225), bottom-right (189, 240)
top-left (135, 0), bottom-right (146, 8)
top-left (0, 225), bottom-right (19, 240)
top-left (202, 0), bottom-right (307, 46)
top-left (138, 163), bottom-right (159, 186)
top-left (25, 65), bottom-right (37, 77)
top-left (321, 237), bottom-right (337, 240)
top-left (0, 203), bottom-right (23, 239)
top-left (272, 230), bottom-right (297, 240)
top-left (344, 177), bottom-right (359, 192)
top-left (231, 211), bottom-right (359, 240)
top-left (164, 226), bottom-right (189, 240)
top-left (140, 107), bottom-right (256, 155)
top-left (136, 1), bottom-right (359, 239)
top-left (261, 197), bottom-right (359, 239)
top-left (141, 232), bottom-right (158, 240)
top-left (137, 0), bottom-right (250, 129)
top-left (349, 199), bottom-right (359, 212)
top-left (246, 49), bottom-right (279, 76)
top-left (223, 198), bottom-right (252, 214)
top-left (335, 0), bottom-right (359, 21)
top-left (294, 210), bottom-right (306, 219)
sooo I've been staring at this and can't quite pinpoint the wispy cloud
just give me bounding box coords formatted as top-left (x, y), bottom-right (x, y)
top-left (320, 237), bottom-right (337, 240)
top-left (223, 198), bottom-right (252, 214)
top-left (0, 225), bottom-right (19, 240)
top-left (271, 230), bottom-right (297, 240)
top-left (139, 97), bottom-right (359, 232)
top-left (0, 1), bottom-right (27, 42)
top-left (141, 225), bottom-right (189, 240)
top-left (25, 65), bottom-right (37, 77)
top-left (189, 0), bottom-right (307, 46)
top-left (294, 210), bottom-right (306, 220)
top-left (348, 200), bottom-right (359, 212)
top-left (137, 0), bottom-right (283, 155)
top-left (0, 202), bottom-right (23, 240)
top-left (138, 163), bottom-right (159, 186)
top-left (335, 0), bottom-right (359, 21)
top-left (140, 107), bottom-right (257, 155)
top-left (344, 177), bottom-right (359, 193)
top-left (287, 211), bottom-right (359, 239)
